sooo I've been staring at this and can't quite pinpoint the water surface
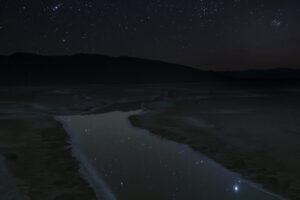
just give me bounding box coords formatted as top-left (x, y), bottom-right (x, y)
top-left (57, 110), bottom-right (282, 200)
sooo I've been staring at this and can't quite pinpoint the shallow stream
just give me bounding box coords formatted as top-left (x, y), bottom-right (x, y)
top-left (56, 110), bottom-right (282, 200)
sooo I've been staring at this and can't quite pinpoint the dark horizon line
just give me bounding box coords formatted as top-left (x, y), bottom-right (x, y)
top-left (1, 51), bottom-right (300, 72)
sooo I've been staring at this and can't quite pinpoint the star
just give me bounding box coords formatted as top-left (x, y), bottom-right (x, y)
top-left (0, 0), bottom-right (299, 70)
top-left (52, 3), bottom-right (63, 12)
top-left (233, 184), bottom-right (239, 192)
top-left (271, 19), bottom-right (281, 27)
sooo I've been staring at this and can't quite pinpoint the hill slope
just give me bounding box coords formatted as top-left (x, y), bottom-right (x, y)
top-left (0, 53), bottom-right (216, 85)
top-left (0, 53), bottom-right (299, 85)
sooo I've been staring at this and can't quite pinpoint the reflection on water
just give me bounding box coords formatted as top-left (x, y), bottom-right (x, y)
top-left (57, 110), bottom-right (281, 200)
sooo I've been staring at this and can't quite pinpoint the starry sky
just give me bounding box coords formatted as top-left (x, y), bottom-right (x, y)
top-left (1, 0), bottom-right (300, 70)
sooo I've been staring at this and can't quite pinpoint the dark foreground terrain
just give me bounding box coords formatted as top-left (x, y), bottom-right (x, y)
top-left (0, 83), bottom-right (299, 199)
top-left (1, 53), bottom-right (300, 199)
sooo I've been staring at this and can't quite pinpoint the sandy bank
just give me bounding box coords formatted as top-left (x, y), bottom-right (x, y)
top-left (0, 117), bottom-right (96, 200)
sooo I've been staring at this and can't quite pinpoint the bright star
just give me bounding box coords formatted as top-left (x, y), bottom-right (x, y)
top-left (233, 185), bottom-right (239, 192)
top-left (52, 3), bottom-right (63, 11)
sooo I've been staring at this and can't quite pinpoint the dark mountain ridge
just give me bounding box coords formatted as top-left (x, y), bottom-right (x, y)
top-left (0, 53), bottom-right (299, 86)
top-left (220, 68), bottom-right (300, 80)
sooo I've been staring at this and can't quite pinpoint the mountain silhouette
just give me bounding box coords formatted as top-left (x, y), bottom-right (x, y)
top-left (0, 53), bottom-right (299, 85)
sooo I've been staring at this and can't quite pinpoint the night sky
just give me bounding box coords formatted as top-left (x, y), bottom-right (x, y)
top-left (1, 0), bottom-right (300, 70)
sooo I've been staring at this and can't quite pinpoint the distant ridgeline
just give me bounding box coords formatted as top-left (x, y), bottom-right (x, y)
top-left (0, 53), bottom-right (217, 85)
top-left (0, 53), bottom-right (299, 85)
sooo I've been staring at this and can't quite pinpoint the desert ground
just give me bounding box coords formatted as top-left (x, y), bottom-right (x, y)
top-left (0, 83), bottom-right (299, 199)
